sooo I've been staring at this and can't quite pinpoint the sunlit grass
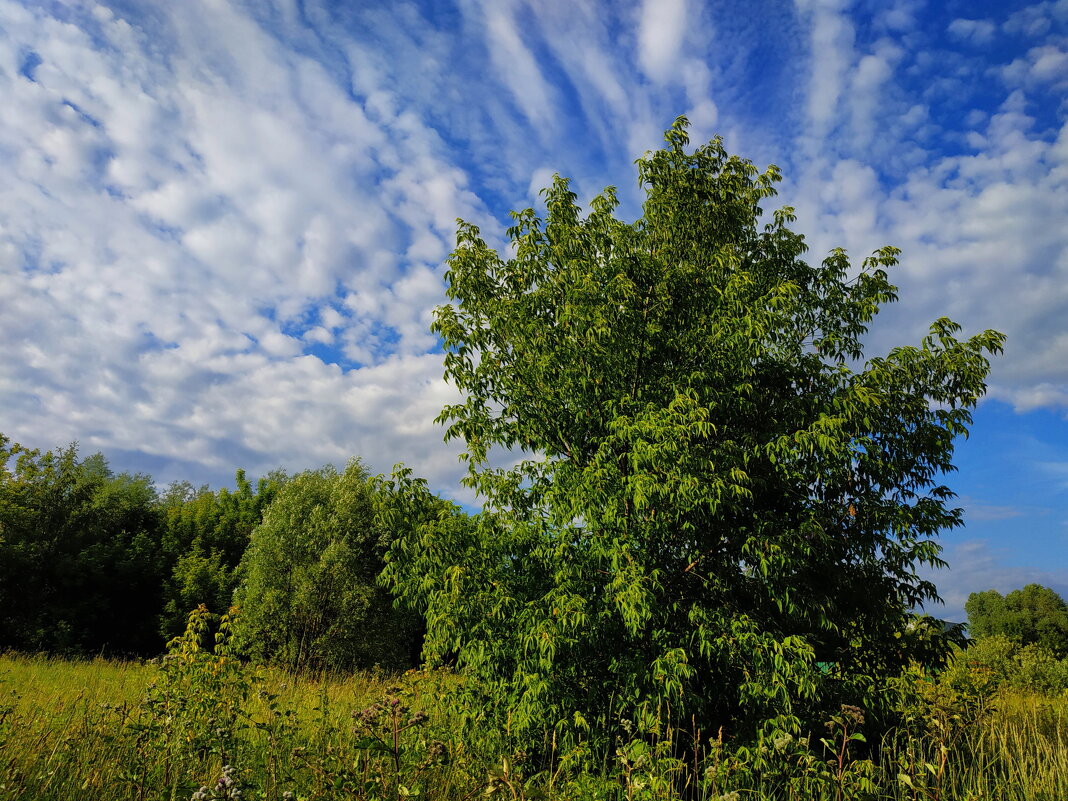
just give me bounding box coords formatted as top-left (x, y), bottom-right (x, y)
top-left (972, 691), bottom-right (1068, 800)
top-left (2, 651), bottom-right (1066, 800)
top-left (0, 650), bottom-right (474, 801)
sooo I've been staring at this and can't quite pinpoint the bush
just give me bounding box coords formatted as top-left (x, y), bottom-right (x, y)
top-left (234, 460), bottom-right (422, 673)
top-left (940, 634), bottom-right (1068, 696)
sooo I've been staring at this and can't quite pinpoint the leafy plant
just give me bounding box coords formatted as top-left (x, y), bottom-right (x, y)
top-left (0, 434), bottom-right (164, 655)
top-left (4, 651), bottom-right (1068, 801)
top-left (134, 606), bottom-right (255, 792)
top-left (158, 470), bottom-right (284, 643)
top-left (966, 584), bottom-right (1068, 657)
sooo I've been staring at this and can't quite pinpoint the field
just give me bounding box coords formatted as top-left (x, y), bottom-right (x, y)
top-left (2, 649), bottom-right (1067, 801)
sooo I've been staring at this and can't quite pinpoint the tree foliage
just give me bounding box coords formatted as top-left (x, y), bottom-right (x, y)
top-left (158, 470), bottom-right (284, 640)
top-left (0, 435), bottom-right (163, 654)
top-left (384, 119), bottom-right (1004, 751)
top-left (234, 461), bottom-right (422, 673)
top-left (966, 584), bottom-right (1068, 658)
top-left (0, 431), bottom-right (432, 669)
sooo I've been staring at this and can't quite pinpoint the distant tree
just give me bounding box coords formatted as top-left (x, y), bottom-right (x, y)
top-left (234, 461), bottom-right (422, 673)
top-left (384, 118), bottom-right (1003, 753)
top-left (0, 434), bottom-right (164, 654)
top-left (966, 584), bottom-right (1068, 657)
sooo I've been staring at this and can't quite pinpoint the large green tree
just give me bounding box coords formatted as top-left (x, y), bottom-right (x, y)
top-left (384, 119), bottom-right (1003, 751)
top-left (158, 469), bottom-right (285, 640)
top-left (966, 584), bottom-right (1068, 657)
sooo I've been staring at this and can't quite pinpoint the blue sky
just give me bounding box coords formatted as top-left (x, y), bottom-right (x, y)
top-left (1, 0), bottom-right (1066, 621)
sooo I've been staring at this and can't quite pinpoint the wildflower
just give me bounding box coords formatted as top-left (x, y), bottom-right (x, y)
top-left (840, 705), bottom-right (865, 725)
top-left (354, 705), bottom-right (379, 725)
top-left (427, 739), bottom-right (449, 764)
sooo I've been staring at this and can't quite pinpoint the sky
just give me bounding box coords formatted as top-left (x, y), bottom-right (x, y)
top-left (1, 0), bottom-right (1066, 622)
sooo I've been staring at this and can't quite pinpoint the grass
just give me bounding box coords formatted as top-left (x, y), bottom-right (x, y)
top-left (971, 692), bottom-right (1068, 799)
top-left (0, 650), bottom-right (475, 801)
top-left (1, 648), bottom-right (1067, 801)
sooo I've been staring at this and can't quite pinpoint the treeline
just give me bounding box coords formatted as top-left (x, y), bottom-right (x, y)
top-left (953, 583), bottom-right (1068, 694)
top-left (0, 432), bottom-right (452, 670)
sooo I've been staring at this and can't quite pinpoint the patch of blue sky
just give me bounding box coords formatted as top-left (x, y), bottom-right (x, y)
top-left (315, 319), bottom-right (405, 369)
top-left (17, 48), bottom-right (41, 81)
top-left (947, 400), bottom-right (1068, 570)
top-left (699, 3), bottom-right (807, 139)
top-left (59, 98), bottom-right (103, 128)
top-left (259, 296), bottom-right (397, 369)
top-left (299, 341), bottom-right (356, 370)
top-left (23, 256), bottom-right (66, 277)
top-left (139, 214), bottom-right (184, 243)
top-left (139, 330), bottom-right (180, 353)
top-left (13, 233), bottom-right (42, 274)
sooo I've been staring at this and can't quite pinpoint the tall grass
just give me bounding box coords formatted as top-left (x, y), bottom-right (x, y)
top-left (2, 642), bottom-right (1066, 800)
top-left (0, 650), bottom-right (478, 801)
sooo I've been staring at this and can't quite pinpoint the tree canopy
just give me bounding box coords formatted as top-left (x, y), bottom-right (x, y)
top-left (0, 435), bottom-right (163, 654)
top-left (384, 118), bottom-right (1004, 752)
top-left (158, 470), bottom-right (284, 640)
top-left (0, 430), bottom-right (438, 668)
top-left (966, 584), bottom-right (1068, 657)
top-left (233, 460), bottom-right (423, 673)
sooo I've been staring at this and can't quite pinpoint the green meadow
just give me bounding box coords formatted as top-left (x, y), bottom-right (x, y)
top-left (2, 639), bottom-right (1067, 801)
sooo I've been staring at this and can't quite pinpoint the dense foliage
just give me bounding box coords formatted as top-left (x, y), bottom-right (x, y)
top-left (158, 470), bottom-right (285, 640)
top-left (4, 640), bottom-right (1068, 801)
top-left (233, 461), bottom-right (423, 673)
top-left (966, 583), bottom-right (1068, 657)
top-left (0, 434), bottom-right (437, 668)
top-left (0, 435), bottom-right (163, 654)
top-left (384, 118), bottom-right (1004, 754)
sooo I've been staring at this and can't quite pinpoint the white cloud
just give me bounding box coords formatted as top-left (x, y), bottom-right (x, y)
top-left (0, 0), bottom-right (491, 497)
top-left (1003, 44), bottom-right (1068, 90)
top-left (472, 0), bottom-right (556, 129)
top-left (1004, 1), bottom-right (1067, 39)
top-left (862, 106), bottom-right (1068, 405)
top-left (2, 0), bottom-right (1068, 514)
top-left (637, 0), bottom-right (688, 84)
top-left (778, 12), bottom-right (1068, 414)
top-left (960, 502), bottom-right (1025, 522)
top-left (947, 18), bottom-right (997, 47)
top-left (846, 42), bottom-right (901, 150)
top-left (794, 0), bottom-right (856, 140)
top-left (527, 166), bottom-right (555, 201)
